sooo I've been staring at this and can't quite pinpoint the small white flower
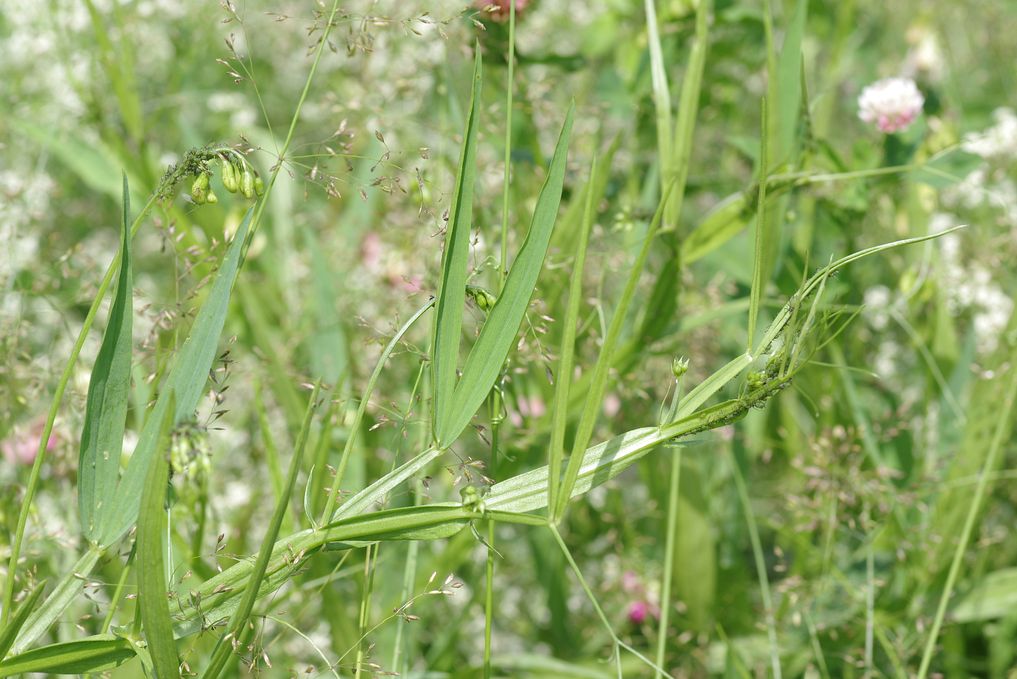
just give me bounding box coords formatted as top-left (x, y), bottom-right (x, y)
top-left (962, 108), bottom-right (1017, 160)
top-left (858, 77), bottom-right (925, 134)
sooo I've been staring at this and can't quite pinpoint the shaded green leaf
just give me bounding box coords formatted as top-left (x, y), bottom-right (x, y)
top-left (79, 174), bottom-right (133, 542)
top-left (137, 393), bottom-right (179, 679)
top-left (0, 581), bottom-right (45, 661)
top-left (952, 569), bottom-right (1017, 622)
top-left (0, 636), bottom-right (135, 676)
top-left (99, 208), bottom-right (254, 546)
top-left (432, 49), bottom-right (482, 444)
top-left (437, 102), bottom-right (575, 448)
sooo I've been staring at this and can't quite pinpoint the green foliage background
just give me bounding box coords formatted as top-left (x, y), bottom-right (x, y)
top-left (2, 0), bottom-right (1017, 676)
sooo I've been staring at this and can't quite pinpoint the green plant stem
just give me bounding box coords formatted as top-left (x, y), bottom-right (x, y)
top-left (100, 545), bottom-right (136, 634)
top-left (654, 449), bottom-right (681, 675)
top-left (729, 448), bottom-right (782, 679)
top-left (1, 191), bottom-right (156, 626)
top-left (549, 525), bottom-right (669, 677)
top-left (320, 298), bottom-right (435, 524)
top-left (747, 96), bottom-right (769, 353)
top-left (391, 488), bottom-right (421, 674)
top-left (246, 0), bottom-right (341, 244)
top-left (353, 543), bottom-right (377, 679)
top-left (483, 519), bottom-right (495, 679)
top-left (917, 351), bottom-right (1017, 678)
top-left (497, 0), bottom-right (516, 288)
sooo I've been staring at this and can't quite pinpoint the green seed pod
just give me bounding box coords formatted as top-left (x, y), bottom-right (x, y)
top-left (241, 169), bottom-right (255, 199)
top-left (466, 284), bottom-right (497, 312)
top-left (671, 356), bottom-right (689, 379)
top-left (190, 174), bottom-right (209, 204)
top-left (206, 189), bottom-right (218, 204)
top-left (253, 176), bottom-right (265, 196)
top-left (220, 157), bottom-right (238, 193)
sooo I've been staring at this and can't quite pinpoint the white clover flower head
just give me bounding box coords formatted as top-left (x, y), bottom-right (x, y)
top-left (857, 77), bottom-right (925, 134)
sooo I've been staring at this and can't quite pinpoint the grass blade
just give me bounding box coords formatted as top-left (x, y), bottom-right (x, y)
top-left (554, 179), bottom-right (675, 520)
top-left (0, 636), bottom-right (135, 677)
top-left (747, 96), bottom-right (769, 352)
top-left (0, 581), bottom-right (45, 661)
top-left (321, 299), bottom-right (435, 523)
top-left (644, 0), bottom-right (674, 217)
top-left (78, 174), bottom-right (133, 542)
top-left (432, 49), bottom-right (482, 445)
top-left (774, 0), bottom-right (808, 163)
top-left (11, 548), bottom-right (103, 655)
top-left (137, 393), bottom-right (179, 679)
top-left (548, 156), bottom-right (597, 514)
top-left (918, 344), bottom-right (1017, 678)
top-left (201, 383), bottom-right (321, 679)
top-left (99, 207), bottom-right (254, 546)
top-left (437, 102), bottom-right (575, 448)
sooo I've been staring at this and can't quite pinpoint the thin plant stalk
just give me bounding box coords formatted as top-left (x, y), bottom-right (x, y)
top-left (497, 0), bottom-right (516, 288)
top-left (320, 298), bottom-right (435, 524)
top-left (917, 353), bottom-right (1017, 678)
top-left (353, 543), bottom-right (378, 679)
top-left (549, 525), bottom-right (670, 677)
top-left (654, 450), bottom-right (681, 676)
top-left (729, 448), bottom-right (782, 679)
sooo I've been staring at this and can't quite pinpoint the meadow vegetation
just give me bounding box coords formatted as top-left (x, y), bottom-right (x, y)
top-left (2, 0), bottom-right (1017, 676)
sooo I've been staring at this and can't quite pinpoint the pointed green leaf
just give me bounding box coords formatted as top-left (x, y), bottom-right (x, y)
top-left (0, 636), bottom-right (135, 676)
top-left (432, 50), bottom-right (482, 443)
top-left (548, 156), bottom-right (597, 513)
top-left (137, 393), bottom-right (179, 679)
top-left (437, 102), bottom-right (575, 448)
top-left (79, 174), bottom-right (134, 541)
top-left (0, 581), bottom-right (45, 661)
top-left (99, 208), bottom-right (254, 546)
top-left (11, 549), bottom-right (102, 655)
top-left (774, 0), bottom-right (808, 162)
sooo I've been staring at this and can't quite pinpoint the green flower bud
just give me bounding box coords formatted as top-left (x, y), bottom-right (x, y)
top-left (671, 356), bottom-right (689, 379)
top-left (241, 169), bottom-right (255, 199)
top-left (190, 173), bottom-right (209, 204)
top-left (253, 176), bottom-right (265, 196)
top-left (206, 189), bottom-right (218, 204)
top-left (466, 284), bottom-right (497, 312)
top-left (220, 157), bottom-right (238, 193)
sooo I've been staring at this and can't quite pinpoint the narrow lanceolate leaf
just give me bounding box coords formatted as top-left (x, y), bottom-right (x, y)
top-left (200, 384), bottom-right (320, 679)
top-left (437, 102), bottom-right (575, 448)
top-left (432, 49), bottom-right (482, 445)
top-left (137, 394), bottom-right (179, 679)
top-left (0, 636), bottom-right (135, 677)
top-left (79, 174), bottom-right (133, 541)
top-left (774, 0), bottom-right (808, 163)
top-left (0, 581), bottom-right (45, 660)
top-left (99, 207), bottom-right (254, 546)
top-left (12, 549), bottom-right (102, 654)
top-left (555, 178), bottom-right (675, 520)
top-left (548, 156), bottom-right (597, 513)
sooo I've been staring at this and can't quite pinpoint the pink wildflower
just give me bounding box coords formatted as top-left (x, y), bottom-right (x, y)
top-left (858, 77), bottom-right (925, 134)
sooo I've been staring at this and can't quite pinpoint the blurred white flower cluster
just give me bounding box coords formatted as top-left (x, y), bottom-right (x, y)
top-left (933, 215), bottom-right (1013, 355)
top-left (857, 77), bottom-right (925, 134)
top-left (962, 108), bottom-right (1017, 161)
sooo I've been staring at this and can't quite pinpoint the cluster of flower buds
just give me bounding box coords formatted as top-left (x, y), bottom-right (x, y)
top-left (190, 150), bottom-right (264, 205)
